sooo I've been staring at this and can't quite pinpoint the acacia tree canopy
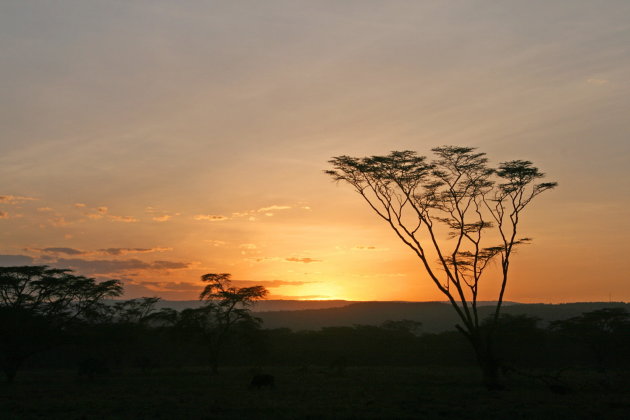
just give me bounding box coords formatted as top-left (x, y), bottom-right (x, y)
top-left (0, 265), bottom-right (123, 382)
top-left (0, 265), bottom-right (123, 322)
top-left (327, 146), bottom-right (557, 388)
top-left (197, 273), bottom-right (268, 372)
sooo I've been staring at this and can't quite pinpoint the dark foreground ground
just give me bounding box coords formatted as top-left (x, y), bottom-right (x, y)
top-left (2, 366), bottom-right (629, 419)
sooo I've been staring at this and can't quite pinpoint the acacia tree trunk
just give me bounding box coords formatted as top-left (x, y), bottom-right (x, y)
top-left (465, 331), bottom-right (503, 390)
top-left (478, 352), bottom-right (501, 390)
top-left (208, 343), bottom-right (220, 374)
top-left (208, 335), bottom-right (224, 374)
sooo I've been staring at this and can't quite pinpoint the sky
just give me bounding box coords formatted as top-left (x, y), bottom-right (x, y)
top-left (1, 0), bottom-right (629, 302)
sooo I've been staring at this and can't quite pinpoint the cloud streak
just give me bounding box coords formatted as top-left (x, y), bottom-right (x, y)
top-left (285, 257), bottom-right (322, 264)
top-left (132, 281), bottom-right (201, 292)
top-left (194, 214), bottom-right (229, 221)
top-left (52, 258), bottom-right (191, 275)
top-left (40, 247), bottom-right (86, 255)
top-left (230, 279), bottom-right (318, 288)
top-left (586, 78), bottom-right (609, 85)
top-left (108, 215), bottom-right (138, 223)
top-left (351, 246), bottom-right (388, 252)
top-left (0, 195), bottom-right (37, 204)
top-left (0, 254), bottom-right (35, 266)
top-left (257, 205), bottom-right (291, 212)
top-left (98, 247), bottom-right (172, 255)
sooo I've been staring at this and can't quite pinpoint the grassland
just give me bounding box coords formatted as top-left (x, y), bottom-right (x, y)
top-left (2, 366), bottom-right (629, 419)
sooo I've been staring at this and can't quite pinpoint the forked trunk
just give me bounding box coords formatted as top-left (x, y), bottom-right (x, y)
top-left (468, 332), bottom-right (504, 390)
top-left (479, 355), bottom-right (502, 390)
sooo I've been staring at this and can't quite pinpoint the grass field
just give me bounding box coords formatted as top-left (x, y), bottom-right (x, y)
top-left (2, 366), bottom-right (629, 419)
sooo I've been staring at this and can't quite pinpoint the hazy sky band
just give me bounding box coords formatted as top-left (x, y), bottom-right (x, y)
top-left (1, 1), bottom-right (629, 301)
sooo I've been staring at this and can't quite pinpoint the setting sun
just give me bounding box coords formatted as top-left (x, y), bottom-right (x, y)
top-left (1, 1), bottom-right (628, 305)
top-left (2, 2), bottom-right (630, 418)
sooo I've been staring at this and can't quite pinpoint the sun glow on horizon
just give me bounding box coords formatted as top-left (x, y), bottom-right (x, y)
top-left (1, 1), bottom-right (629, 303)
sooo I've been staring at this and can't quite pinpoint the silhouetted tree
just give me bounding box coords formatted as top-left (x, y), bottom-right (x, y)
top-left (197, 273), bottom-right (268, 373)
top-left (0, 265), bottom-right (123, 382)
top-left (551, 308), bottom-right (630, 372)
top-left (113, 297), bottom-right (161, 324)
top-left (327, 146), bottom-right (556, 388)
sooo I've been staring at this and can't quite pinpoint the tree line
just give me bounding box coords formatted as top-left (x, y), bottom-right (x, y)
top-left (1, 145), bottom-right (562, 390)
top-left (2, 265), bottom-right (629, 385)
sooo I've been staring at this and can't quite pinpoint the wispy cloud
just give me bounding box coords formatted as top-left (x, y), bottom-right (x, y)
top-left (133, 281), bottom-right (201, 292)
top-left (83, 205), bottom-right (137, 222)
top-left (223, 204), bottom-right (307, 221)
top-left (145, 207), bottom-right (179, 222)
top-left (285, 257), bottom-right (322, 264)
top-left (49, 216), bottom-right (69, 227)
top-left (194, 214), bottom-right (229, 221)
top-left (108, 215), bottom-right (138, 223)
top-left (31, 246), bottom-right (172, 257)
top-left (39, 247), bottom-right (86, 255)
top-left (257, 205), bottom-right (291, 212)
top-left (53, 258), bottom-right (191, 275)
top-left (85, 206), bottom-right (108, 219)
top-left (0, 195), bottom-right (37, 204)
top-left (151, 260), bottom-right (190, 270)
top-left (230, 279), bottom-right (318, 288)
top-left (247, 257), bottom-right (282, 263)
top-left (246, 256), bottom-right (323, 264)
top-left (0, 254), bottom-right (35, 265)
top-left (98, 247), bottom-right (172, 256)
top-left (586, 78), bottom-right (609, 85)
top-left (268, 294), bottom-right (331, 300)
top-left (352, 245), bottom-right (388, 251)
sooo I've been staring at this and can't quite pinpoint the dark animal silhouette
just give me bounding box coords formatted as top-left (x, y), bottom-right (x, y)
top-left (250, 373), bottom-right (275, 389)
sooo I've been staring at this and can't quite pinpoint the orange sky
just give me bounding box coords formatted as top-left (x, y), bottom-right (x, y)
top-left (1, 1), bottom-right (629, 302)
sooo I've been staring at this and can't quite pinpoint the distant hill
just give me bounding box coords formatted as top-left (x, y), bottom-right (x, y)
top-left (255, 301), bottom-right (630, 333)
top-left (155, 299), bottom-right (351, 312)
top-left (153, 299), bottom-right (630, 333)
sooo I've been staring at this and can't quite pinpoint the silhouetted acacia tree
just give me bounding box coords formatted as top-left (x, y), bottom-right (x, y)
top-left (0, 265), bottom-right (123, 382)
top-left (113, 297), bottom-right (163, 325)
top-left (197, 273), bottom-right (268, 373)
top-left (326, 146), bottom-right (557, 388)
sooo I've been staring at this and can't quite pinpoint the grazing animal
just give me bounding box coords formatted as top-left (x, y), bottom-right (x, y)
top-left (250, 373), bottom-right (275, 389)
